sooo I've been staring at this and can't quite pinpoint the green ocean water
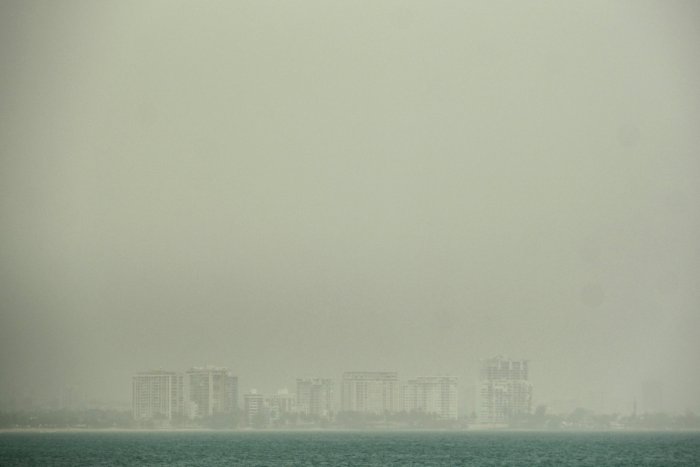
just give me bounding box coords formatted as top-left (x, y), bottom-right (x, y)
top-left (0, 431), bottom-right (699, 466)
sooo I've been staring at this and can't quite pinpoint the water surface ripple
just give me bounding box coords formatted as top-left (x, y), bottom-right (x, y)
top-left (1, 431), bottom-right (699, 466)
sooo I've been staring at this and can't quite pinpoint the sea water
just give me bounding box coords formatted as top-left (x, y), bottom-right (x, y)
top-left (1, 431), bottom-right (699, 466)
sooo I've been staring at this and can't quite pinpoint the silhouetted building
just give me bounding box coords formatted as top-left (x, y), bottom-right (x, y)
top-left (341, 371), bottom-right (399, 414)
top-left (186, 366), bottom-right (238, 418)
top-left (132, 370), bottom-right (184, 420)
top-left (402, 376), bottom-right (458, 420)
top-left (296, 378), bottom-right (334, 418)
top-left (478, 356), bottom-right (532, 424)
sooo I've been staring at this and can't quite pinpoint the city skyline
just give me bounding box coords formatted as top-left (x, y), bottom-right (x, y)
top-left (131, 367), bottom-right (460, 427)
top-left (0, 358), bottom-right (676, 418)
top-left (122, 356), bottom-right (672, 422)
top-left (123, 357), bottom-right (682, 432)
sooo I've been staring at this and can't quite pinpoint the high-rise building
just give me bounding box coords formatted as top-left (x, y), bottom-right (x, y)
top-left (402, 376), bottom-right (458, 420)
top-left (186, 366), bottom-right (238, 418)
top-left (341, 372), bottom-right (399, 414)
top-left (296, 378), bottom-right (334, 418)
top-left (266, 389), bottom-right (295, 422)
top-left (243, 389), bottom-right (266, 426)
top-left (478, 356), bottom-right (532, 424)
top-left (132, 371), bottom-right (185, 420)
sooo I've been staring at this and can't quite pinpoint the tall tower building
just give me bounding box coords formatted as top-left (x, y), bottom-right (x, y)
top-left (296, 378), bottom-right (334, 418)
top-left (341, 371), bottom-right (399, 414)
top-left (402, 376), bottom-right (458, 420)
top-left (132, 371), bottom-right (184, 420)
top-left (186, 366), bottom-right (238, 418)
top-left (478, 356), bottom-right (532, 424)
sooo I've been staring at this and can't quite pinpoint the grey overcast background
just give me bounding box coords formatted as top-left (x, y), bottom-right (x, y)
top-left (1, 0), bottom-right (699, 413)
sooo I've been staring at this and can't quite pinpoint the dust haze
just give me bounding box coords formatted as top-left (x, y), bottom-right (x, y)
top-left (1, 0), bottom-right (699, 415)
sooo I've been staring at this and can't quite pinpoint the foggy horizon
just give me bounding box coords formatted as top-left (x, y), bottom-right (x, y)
top-left (1, 0), bottom-right (699, 417)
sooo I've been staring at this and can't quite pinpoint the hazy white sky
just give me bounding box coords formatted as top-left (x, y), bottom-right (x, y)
top-left (1, 0), bottom-right (699, 413)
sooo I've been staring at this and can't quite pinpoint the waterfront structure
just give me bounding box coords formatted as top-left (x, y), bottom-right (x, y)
top-left (296, 378), bottom-right (334, 418)
top-left (266, 389), bottom-right (295, 422)
top-left (243, 389), bottom-right (266, 426)
top-left (341, 371), bottom-right (399, 414)
top-left (132, 370), bottom-right (184, 420)
top-left (478, 356), bottom-right (532, 424)
top-left (402, 376), bottom-right (458, 420)
top-left (186, 366), bottom-right (238, 418)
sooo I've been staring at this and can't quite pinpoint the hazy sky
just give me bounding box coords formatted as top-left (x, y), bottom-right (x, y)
top-left (1, 0), bottom-right (699, 413)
